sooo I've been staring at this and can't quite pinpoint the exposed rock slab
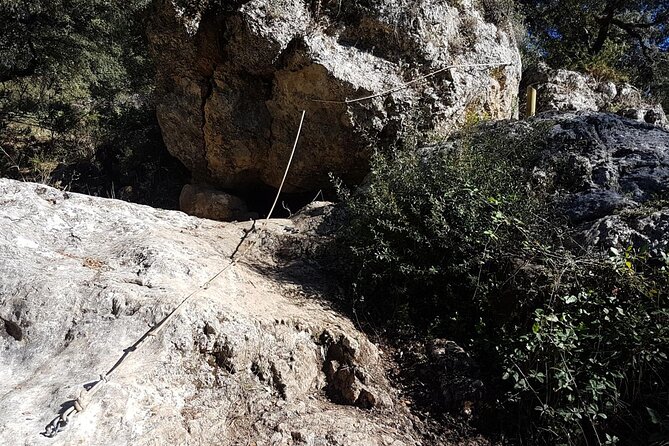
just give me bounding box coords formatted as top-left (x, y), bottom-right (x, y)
top-left (0, 179), bottom-right (419, 445)
top-left (149, 0), bottom-right (521, 193)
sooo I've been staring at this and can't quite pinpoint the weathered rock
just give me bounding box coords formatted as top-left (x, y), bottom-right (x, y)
top-left (521, 66), bottom-right (668, 128)
top-left (545, 112), bottom-right (669, 255)
top-left (532, 112), bottom-right (669, 239)
top-left (321, 330), bottom-right (392, 409)
top-left (437, 111), bottom-right (669, 254)
top-left (179, 183), bottom-right (254, 221)
top-left (580, 210), bottom-right (669, 256)
top-left (0, 179), bottom-right (420, 445)
top-left (149, 0), bottom-right (521, 193)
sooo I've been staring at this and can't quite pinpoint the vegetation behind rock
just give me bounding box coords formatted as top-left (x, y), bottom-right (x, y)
top-left (335, 122), bottom-right (669, 444)
top-left (519, 0), bottom-right (669, 110)
top-left (0, 0), bottom-right (185, 207)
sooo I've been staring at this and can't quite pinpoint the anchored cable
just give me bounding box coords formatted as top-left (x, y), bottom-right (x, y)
top-left (43, 110), bottom-right (306, 438)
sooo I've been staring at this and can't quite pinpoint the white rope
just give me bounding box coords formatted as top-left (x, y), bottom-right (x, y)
top-left (44, 110), bottom-right (307, 437)
top-left (311, 62), bottom-right (512, 105)
top-left (267, 110), bottom-right (306, 219)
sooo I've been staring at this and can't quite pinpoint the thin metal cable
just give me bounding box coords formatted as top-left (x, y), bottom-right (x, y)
top-left (43, 110), bottom-right (307, 438)
top-left (310, 62), bottom-right (512, 105)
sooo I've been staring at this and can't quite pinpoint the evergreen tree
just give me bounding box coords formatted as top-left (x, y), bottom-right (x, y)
top-left (0, 0), bottom-right (153, 134)
top-left (520, 0), bottom-right (669, 107)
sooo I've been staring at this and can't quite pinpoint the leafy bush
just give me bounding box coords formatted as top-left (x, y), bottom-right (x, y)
top-left (337, 123), bottom-right (551, 336)
top-left (336, 124), bottom-right (669, 444)
top-left (0, 0), bottom-right (185, 207)
top-left (502, 248), bottom-right (669, 445)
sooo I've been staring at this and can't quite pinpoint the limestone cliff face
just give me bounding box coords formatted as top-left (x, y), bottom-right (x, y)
top-left (521, 66), bottom-right (668, 128)
top-left (148, 0), bottom-right (521, 193)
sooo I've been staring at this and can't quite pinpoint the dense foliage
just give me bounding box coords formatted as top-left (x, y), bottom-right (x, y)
top-left (337, 126), bottom-right (669, 444)
top-left (0, 0), bottom-right (185, 207)
top-left (519, 0), bottom-right (669, 108)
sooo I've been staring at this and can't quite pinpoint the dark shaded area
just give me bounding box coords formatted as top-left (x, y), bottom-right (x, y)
top-left (238, 186), bottom-right (338, 220)
top-left (52, 124), bottom-right (188, 209)
top-left (2, 318), bottom-right (23, 341)
top-left (1, 111), bottom-right (188, 210)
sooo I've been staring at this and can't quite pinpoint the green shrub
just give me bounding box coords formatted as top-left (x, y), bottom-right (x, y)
top-left (336, 124), bottom-right (669, 444)
top-left (337, 123), bottom-right (551, 336)
top-left (501, 248), bottom-right (669, 445)
top-left (0, 0), bottom-right (185, 208)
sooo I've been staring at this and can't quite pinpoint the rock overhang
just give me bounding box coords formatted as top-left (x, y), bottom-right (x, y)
top-left (149, 0), bottom-right (522, 194)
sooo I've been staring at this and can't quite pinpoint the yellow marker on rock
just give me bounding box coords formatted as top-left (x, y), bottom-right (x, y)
top-left (526, 86), bottom-right (537, 117)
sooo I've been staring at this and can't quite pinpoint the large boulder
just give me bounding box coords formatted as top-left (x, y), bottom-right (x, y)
top-left (0, 179), bottom-right (421, 445)
top-left (531, 112), bottom-right (669, 254)
top-left (178, 183), bottom-right (255, 221)
top-left (148, 0), bottom-right (521, 193)
top-left (443, 111), bottom-right (669, 254)
top-left (521, 65), bottom-right (668, 128)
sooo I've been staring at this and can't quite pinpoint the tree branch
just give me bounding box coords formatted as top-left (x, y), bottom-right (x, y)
top-left (611, 18), bottom-right (652, 57)
top-left (611, 10), bottom-right (669, 29)
top-left (590, 2), bottom-right (618, 55)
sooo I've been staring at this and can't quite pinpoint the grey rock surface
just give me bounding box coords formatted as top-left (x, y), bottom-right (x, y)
top-left (434, 112), bottom-right (669, 254)
top-left (522, 66), bottom-right (668, 128)
top-left (149, 0), bottom-right (521, 193)
top-left (532, 112), bottom-right (669, 249)
top-left (541, 112), bottom-right (668, 253)
top-left (0, 179), bottom-right (420, 445)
